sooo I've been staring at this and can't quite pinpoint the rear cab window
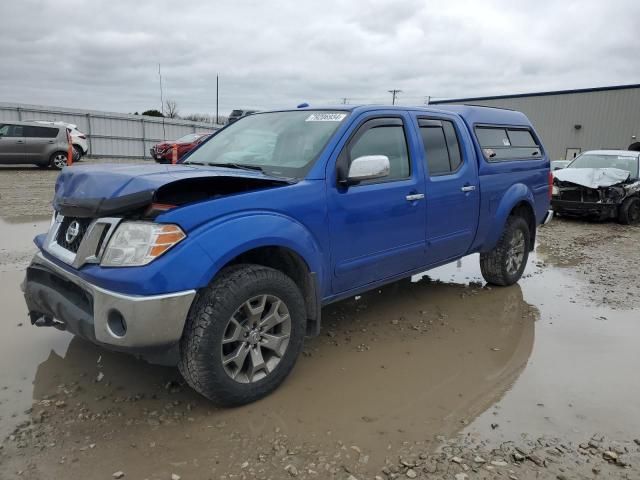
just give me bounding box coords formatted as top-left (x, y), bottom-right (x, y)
top-left (475, 125), bottom-right (541, 161)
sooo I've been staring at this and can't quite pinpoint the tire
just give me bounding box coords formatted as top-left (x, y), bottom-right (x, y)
top-left (179, 264), bottom-right (306, 406)
top-left (480, 216), bottom-right (531, 286)
top-left (73, 144), bottom-right (84, 161)
top-left (49, 151), bottom-right (68, 170)
top-left (618, 197), bottom-right (640, 225)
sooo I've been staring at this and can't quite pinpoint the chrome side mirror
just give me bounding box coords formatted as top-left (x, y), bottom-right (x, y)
top-left (347, 155), bottom-right (390, 183)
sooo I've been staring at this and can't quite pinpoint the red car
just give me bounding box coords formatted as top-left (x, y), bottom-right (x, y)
top-left (150, 133), bottom-right (212, 163)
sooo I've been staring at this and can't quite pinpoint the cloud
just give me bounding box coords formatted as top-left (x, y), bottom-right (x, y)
top-left (0, 0), bottom-right (638, 115)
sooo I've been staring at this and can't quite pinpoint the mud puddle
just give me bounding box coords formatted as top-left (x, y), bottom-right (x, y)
top-left (1, 218), bottom-right (640, 478)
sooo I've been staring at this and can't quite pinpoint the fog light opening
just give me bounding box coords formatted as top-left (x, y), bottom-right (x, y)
top-left (107, 309), bottom-right (127, 338)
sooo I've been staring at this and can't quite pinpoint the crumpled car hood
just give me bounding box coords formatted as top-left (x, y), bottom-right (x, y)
top-left (554, 167), bottom-right (630, 188)
top-left (53, 163), bottom-right (290, 217)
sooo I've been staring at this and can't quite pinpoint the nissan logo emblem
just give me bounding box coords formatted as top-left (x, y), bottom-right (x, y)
top-left (65, 220), bottom-right (81, 244)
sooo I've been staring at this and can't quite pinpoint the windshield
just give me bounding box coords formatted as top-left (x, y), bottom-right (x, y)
top-left (184, 110), bottom-right (348, 178)
top-left (176, 133), bottom-right (202, 143)
top-left (569, 153), bottom-right (639, 178)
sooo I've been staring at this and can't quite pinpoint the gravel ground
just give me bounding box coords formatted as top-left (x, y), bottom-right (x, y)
top-left (1, 164), bottom-right (639, 479)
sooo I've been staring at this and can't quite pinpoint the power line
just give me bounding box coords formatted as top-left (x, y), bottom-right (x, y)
top-left (388, 89), bottom-right (402, 105)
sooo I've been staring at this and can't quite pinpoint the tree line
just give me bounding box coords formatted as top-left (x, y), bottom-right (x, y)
top-left (132, 99), bottom-right (227, 124)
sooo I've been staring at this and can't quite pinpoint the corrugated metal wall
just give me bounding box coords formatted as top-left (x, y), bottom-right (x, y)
top-left (433, 87), bottom-right (640, 160)
top-left (0, 102), bottom-right (220, 159)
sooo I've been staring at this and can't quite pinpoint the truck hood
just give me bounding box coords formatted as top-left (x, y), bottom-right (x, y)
top-left (554, 167), bottom-right (631, 189)
top-left (53, 163), bottom-right (292, 218)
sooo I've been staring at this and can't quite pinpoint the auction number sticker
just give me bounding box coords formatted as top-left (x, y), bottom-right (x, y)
top-left (306, 113), bottom-right (347, 122)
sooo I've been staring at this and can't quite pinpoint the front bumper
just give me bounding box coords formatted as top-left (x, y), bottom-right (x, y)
top-left (22, 252), bottom-right (196, 352)
top-left (551, 199), bottom-right (618, 218)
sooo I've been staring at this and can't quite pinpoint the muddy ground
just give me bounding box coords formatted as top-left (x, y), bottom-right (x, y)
top-left (1, 162), bottom-right (639, 479)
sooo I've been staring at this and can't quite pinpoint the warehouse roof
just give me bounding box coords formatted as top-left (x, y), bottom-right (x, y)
top-left (430, 83), bottom-right (640, 104)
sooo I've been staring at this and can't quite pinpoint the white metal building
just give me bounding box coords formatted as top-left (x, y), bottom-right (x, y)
top-left (431, 84), bottom-right (640, 160)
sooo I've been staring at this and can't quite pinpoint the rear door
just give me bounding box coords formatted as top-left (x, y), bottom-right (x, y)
top-left (327, 114), bottom-right (426, 293)
top-left (416, 115), bottom-right (480, 265)
top-left (24, 125), bottom-right (59, 163)
top-left (0, 124), bottom-right (27, 163)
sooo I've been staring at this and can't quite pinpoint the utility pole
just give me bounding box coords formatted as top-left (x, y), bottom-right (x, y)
top-left (216, 75), bottom-right (219, 125)
top-left (424, 95), bottom-right (431, 105)
top-left (388, 89), bottom-right (402, 105)
top-left (341, 97), bottom-right (349, 105)
top-left (158, 63), bottom-right (166, 140)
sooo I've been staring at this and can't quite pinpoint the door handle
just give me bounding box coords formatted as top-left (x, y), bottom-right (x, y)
top-left (461, 185), bottom-right (476, 192)
top-left (405, 193), bottom-right (425, 201)
top-left (16, 140), bottom-right (25, 144)
top-left (48, 140), bottom-right (55, 143)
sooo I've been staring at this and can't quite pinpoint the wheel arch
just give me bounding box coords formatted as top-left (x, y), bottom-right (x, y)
top-left (193, 214), bottom-right (325, 336)
top-left (222, 245), bottom-right (321, 336)
top-left (484, 183), bottom-right (537, 252)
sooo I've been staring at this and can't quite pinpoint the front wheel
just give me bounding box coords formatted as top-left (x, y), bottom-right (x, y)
top-left (179, 264), bottom-right (306, 406)
top-left (480, 216), bottom-right (531, 286)
top-left (618, 197), bottom-right (640, 225)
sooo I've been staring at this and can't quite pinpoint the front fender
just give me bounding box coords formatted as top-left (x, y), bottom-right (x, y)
top-left (482, 183), bottom-right (535, 252)
top-left (192, 212), bottom-right (325, 288)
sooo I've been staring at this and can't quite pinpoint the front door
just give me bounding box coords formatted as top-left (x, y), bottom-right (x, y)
top-left (327, 114), bottom-right (426, 293)
top-left (0, 124), bottom-right (27, 164)
top-left (416, 116), bottom-right (480, 265)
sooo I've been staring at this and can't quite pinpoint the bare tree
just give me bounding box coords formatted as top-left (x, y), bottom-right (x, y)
top-left (164, 99), bottom-right (179, 118)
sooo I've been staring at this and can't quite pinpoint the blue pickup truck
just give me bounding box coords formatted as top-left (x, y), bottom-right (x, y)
top-left (23, 105), bottom-right (552, 405)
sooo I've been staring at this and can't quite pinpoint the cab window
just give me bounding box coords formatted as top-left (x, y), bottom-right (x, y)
top-left (347, 118), bottom-right (410, 182)
top-left (418, 119), bottom-right (463, 175)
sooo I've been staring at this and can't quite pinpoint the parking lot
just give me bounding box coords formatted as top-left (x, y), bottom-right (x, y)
top-left (1, 162), bottom-right (640, 479)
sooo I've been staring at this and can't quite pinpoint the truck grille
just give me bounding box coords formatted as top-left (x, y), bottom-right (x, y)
top-left (55, 217), bottom-right (92, 253)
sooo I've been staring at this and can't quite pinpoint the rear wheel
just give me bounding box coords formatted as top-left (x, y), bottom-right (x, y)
top-left (618, 197), bottom-right (640, 225)
top-left (49, 152), bottom-right (68, 170)
top-left (480, 216), bottom-right (531, 286)
top-left (179, 264), bottom-right (306, 406)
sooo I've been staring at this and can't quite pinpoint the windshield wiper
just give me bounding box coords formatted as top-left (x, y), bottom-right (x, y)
top-left (205, 162), bottom-right (265, 173)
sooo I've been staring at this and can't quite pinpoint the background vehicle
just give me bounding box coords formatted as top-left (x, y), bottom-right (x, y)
top-left (552, 150), bottom-right (640, 223)
top-left (551, 159), bottom-right (571, 171)
top-left (150, 132), bottom-right (211, 163)
top-left (227, 109), bottom-right (259, 124)
top-left (23, 105), bottom-right (551, 406)
top-left (0, 121), bottom-right (73, 169)
top-left (30, 121), bottom-right (88, 159)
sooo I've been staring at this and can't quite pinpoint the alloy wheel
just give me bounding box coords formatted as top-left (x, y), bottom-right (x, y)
top-left (221, 294), bottom-right (291, 383)
top-left (506, 229), bottom-right (526, 275)
top-left (52, 153), bottom-right (67, 169)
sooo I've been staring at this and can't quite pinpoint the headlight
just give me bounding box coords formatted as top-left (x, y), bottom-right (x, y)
top-left (101, 222), bottom-right (186, 267)
top-left (552, 185), bottom-right (559, 196)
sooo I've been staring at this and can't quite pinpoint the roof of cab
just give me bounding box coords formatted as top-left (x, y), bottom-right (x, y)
top-left (291, 104), bottom-right (533, 127)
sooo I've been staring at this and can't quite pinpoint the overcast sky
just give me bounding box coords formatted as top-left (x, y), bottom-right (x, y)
top-left (0, 0), bottom-right (638, 116)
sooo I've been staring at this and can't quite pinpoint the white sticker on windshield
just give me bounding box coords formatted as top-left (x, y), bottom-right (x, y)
top-left (502, 137), bottom-right (511, 146)
top-left (305, 113), bottom-right (347, 122)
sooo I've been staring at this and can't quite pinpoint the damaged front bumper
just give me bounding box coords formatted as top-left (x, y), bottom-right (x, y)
top-left (551, 199), bottom-right (618, 218)
top-left (22, 252), bottom-right (196, 354)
